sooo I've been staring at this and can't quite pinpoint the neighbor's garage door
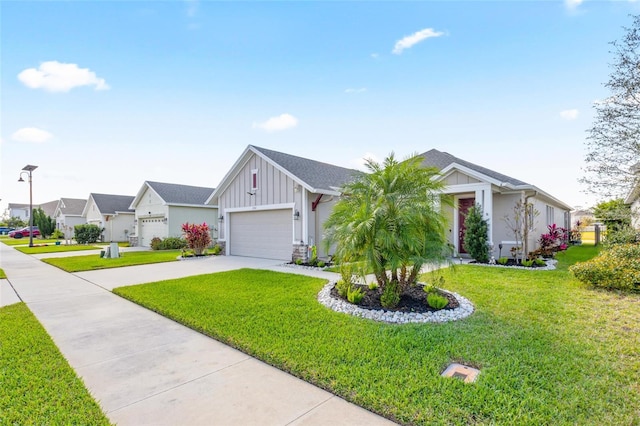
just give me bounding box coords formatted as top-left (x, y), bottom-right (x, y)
top-left (229, 209), bottom-right (292, 260)
top-left (140, 218), bottom-right (165, 247)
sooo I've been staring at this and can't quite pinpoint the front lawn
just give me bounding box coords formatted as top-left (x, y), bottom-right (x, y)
top-left (113, 246), bottom-right (640, 425)
top-left (42, 250), bottom-right (181, 272)
top-left (1, 238), bottom-right (61, 246)
top-left (0, 268), bottom-right (6, 279)
top-left (0, 303), bottom-right (111, 424)
top-left (15, 244), bottom-right (102, 254)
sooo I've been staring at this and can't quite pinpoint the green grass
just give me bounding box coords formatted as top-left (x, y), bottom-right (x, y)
top-left (15, 244), bottom-right (102, 254)
top-left (1, 238), bottom-right (61, 246)
top-left (42, 250), bottom-right (181, 272)
top-left (113, 245), bottom-right (640, 425)
top-left (0, 303), bottom-right (111, 424)
top-left (0, 268), bottom-right (6, 279)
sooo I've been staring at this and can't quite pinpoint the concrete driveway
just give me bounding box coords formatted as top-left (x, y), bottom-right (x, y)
top-left (0, 244), bottom-right (394, 425)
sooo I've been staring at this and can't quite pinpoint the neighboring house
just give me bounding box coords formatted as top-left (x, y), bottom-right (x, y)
top-left (39, 200), bottom-right (59, 218)
top-left (82, 193), bottom-right (135, 242)
top-left (208, 145), bottom-right (359, 261)
top-left (8, 203), bottom-right (30, 220)
top-left (130, 181), bottom-right (217, 247)
top-left (54, 198), bottom-right (88, 236)
top-left (624, 164), bottom-right (640, 230)
top-left (418, 149), bottom-right (573, 258)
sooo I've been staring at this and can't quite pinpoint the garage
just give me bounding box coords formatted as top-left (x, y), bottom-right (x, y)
top-left (139, 217), bottom-right (166, 247)
top-left (229, 209), bottom-right (292, 260)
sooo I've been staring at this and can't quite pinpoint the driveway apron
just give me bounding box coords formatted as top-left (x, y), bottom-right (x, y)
top-left (0, 244), bottom-right (394, 426)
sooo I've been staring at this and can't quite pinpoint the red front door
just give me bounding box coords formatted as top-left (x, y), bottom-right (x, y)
top-left (458, 198), bottom-right (475, 254)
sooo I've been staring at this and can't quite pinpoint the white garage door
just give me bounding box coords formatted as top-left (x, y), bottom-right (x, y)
top-left (229, 209), bottom-right (292, 260)
top-left (140, 218), bottom-right (166, 247)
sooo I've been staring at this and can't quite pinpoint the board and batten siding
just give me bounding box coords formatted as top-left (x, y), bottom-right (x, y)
top-left (218, 153), bottom-right (302, 241)
top-left (444, 171), bottom-right (481, 186)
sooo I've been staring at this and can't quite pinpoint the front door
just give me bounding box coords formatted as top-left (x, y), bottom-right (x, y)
top-left (458, 198), bottom-right (475, 254)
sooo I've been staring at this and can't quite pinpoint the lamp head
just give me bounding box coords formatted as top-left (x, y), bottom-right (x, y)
top-left (18, 176), bottom-right (25, 182)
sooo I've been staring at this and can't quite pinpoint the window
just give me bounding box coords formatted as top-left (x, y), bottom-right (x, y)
top-left (251, 169), bottom-right (258, 191)
top-left (546, 206), bottom-right (555, 226)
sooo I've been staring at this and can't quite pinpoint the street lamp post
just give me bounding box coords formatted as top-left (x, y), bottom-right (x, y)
top-left (18, 165), bottom-right (38, 248)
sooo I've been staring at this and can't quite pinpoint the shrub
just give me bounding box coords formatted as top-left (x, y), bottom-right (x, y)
top-left (210, 244), bottom-right (222, 255)
top-left (497, 257), bottom-right (509, 265)
top-left (368, 281), bottom-right (379, 290)
top-left (159, 237), bottom-right (188, 250)
top-left (74, 224), bottom-right (103, 244)
top-left (521, 259), bottom-right (534, 267)
top-left (534, 259), bottom-right (546, 267)
top-left (181, 222), bottom-right (212, 256)
top-left (570, 243), bottom-right (640, 291)
top-left (150, 237), bottom-right (163, 250)
top-left (295, 258), bottom-right (303, 265)
top-left (317, 260), bottom-right (326, 268)
top-left (336, 279), bottom-right (350, 298)
top-left (347, 286), bottom-right (364, 304)
top-left (604, 225), bottom-right (639, 246)
top-left (52, 229), bottom-right (65, 239)
top-left (427, 292), bottom-right (449, 310)
top-left (380, 281), bottom-right (400, 309)
top-left (463, 203), bottom-right (489, 263)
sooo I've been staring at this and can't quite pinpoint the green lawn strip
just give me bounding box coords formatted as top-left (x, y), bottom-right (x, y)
top-left (42, 250), bottom-right (181, 272)
top-left (0, 303), bottom-right (111, 425)
top-left (1, 238), bottom-right (61, 246)
top-left (0, 268), bottom-right (6, 279)
top-left (113, 246), bottom-right (640, 425)
top-left (15, 244), bottom-right (102, 254)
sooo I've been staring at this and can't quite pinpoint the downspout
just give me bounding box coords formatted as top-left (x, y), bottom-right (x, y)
top-left (523, 190), bottom-right (537, 259)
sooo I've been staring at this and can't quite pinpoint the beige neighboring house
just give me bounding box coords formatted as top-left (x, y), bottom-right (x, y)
top-left (82, 193), bottom-right (135, 242)
top-left (624, 167), bottom-right (640, 230)
top-left (130, 181), bottom-right (217, 247)
top-left (54, 198), bottom-right (88, 237)
top-left (207, 145), bottom-right (359, 261)
top-left (418, 149), bottom-right (573, 258)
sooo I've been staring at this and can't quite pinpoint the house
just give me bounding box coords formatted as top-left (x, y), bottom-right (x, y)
top-left (207, 145), bottom-right (359, 261)
top-left (129, 181), bottom-right (217, 247)
top-left (624, 164), bottom-right (640, 230)
top-left (39, 200), bottom-right (59, 218)
top-left (54, 198), bottom-right (88, 237)
top-left (8, 203), bottom-right (30, 220)
top-left (418, 149), bottom-right (573, 258)
top-left (82, 193), bottom-right (135, 242)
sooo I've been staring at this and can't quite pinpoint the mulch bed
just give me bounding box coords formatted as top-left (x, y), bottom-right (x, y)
top-left (330, 283), bottom-right (459, 313)
top-left (470, 259), bottom-right (548, 267)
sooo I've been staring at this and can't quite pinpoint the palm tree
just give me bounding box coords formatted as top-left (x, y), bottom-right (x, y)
top-left (324, 153), bottom-right (450, 299)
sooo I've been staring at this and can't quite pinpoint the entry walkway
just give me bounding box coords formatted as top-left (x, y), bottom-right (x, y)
top-left (0, 244), bottom-right (394, 426)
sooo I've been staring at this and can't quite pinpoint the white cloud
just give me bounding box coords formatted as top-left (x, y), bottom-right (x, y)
top-left (564, 0), bottom-right (584, 10)
top-left (392, 28), bottom-right (444, 55)
top-left (351, 152), bottom-right (382, 170)
top-left (252, 113), bottom-right (298, 132)
top-left (11, 127), bottom-right (53, 143)
top-left (345, 88), bottom-right (367, 94)
top-left (560, 109), bottom-right (579, 120)
top-left (18, 61), bottom-right (109, 92)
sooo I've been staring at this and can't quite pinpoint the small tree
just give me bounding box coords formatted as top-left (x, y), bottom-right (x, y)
top-left (33, 208), bottom-right (55, 238)
top-left (74, 224), bottom-right (103, 244)
top-left (463, 203), bottom-right (489, 263)
top-left (503, 199), bottom-right (539, 261)
top-left (182, 222), bottom-right (212, 255)
top-left (6, 216), bottom-right (26, 229)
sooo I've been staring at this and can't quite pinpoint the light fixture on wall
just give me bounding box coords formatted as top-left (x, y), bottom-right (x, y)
top-left (162, 217), bottom-right (167, 224)
top-left (294, 210), bottom-right (300, 220)
top-left (247, 191), bottom-right (255, 196)
top-left (219, 215), bottom-right (224, 222)
top-left (294, 184), bottom-right (300, 192)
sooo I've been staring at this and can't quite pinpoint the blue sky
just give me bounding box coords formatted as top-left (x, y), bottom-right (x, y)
top-left (2, 1), bottom-right (639, 215)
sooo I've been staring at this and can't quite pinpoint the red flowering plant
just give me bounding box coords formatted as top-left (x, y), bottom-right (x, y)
top-left (537, 224), bottom-right (568, 257)
top-left (181, 222), bottom-right (212, 256)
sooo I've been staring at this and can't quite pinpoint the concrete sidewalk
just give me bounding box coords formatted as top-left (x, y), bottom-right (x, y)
top-left (0, 244), bottom-right (394, 425)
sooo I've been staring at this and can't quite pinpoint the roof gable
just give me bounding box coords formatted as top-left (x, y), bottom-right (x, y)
top-left (86, 193), bottom-right (135, 215)
top-left (56, 198), bottom-right (87, 216)
top-left (131, 181), bottom-right (215, 208)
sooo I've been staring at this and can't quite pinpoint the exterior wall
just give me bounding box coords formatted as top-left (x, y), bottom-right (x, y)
top-left (217, 153), bottom-right (304, 255)
top-left (9, 207), bottom-right (29, 220)
top-left (57, 215), bottom-right (87, 237)
top-left (167, 206), bottom-right (218, 241)
top-left (491, 193), bottom-right (521, 257)
top-left (309, 194), bottom-right (339, 259)
top-left (85, 198), bottom-right (102, 224)
top-left (105, 214), bottom-right (135, 242)
top-left (442, 201), bottom-right (455, 255)
top-left (632, 199), bottom-right (640, 229)
top-left (133, 186), bottom-right (168, 236)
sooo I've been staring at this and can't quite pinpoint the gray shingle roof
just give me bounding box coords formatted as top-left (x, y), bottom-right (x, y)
top-left (146, 181), bottom-right (215, 205)
top-left (58, 198), bottom-right (87, 216)
top-left (91, 194), bottom-right (135, 214)
top-left (39, 200), bottom-right (59, 218)
top-left (417, 149), bottom-right (529, 187)
top-left (252, 145), bottom-right (360, 192)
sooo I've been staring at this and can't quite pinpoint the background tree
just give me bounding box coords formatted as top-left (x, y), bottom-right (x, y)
top-left (463, 203), bottom-right (489, 263)
top-left (6, 217), bottom-right (26, 229)
top-left (582, 14), bottom-right (640, 199)
top-left (324, 153), bottom-right (450, 307)
top-left (594, 198), bottom-right (632, 232)
top-left (32, 208), bottom-right (55, 238)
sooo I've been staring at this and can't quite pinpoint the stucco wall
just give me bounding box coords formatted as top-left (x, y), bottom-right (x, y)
top-left (168, 206), bottom-right (218, 240)
top-left (134, 186), bottom-right (168, 236)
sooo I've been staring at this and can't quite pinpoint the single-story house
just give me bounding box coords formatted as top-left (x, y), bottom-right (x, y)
top-left (130, 181), bottom-right (217, 247)
top-left (207, 145), bottom-right (359, 261)
top-left (418, 149), bottom-right (573, 258)
top-left (8, 203), bottom-right (30, 220)
top-left (624, 164), bottom-right (640, 230)
top-left (54, 198), bottom-right (88, 237)
top-left (82, 193), bottom-right (135, 242)
top-left (39, 200), bottom-right (59, 218)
